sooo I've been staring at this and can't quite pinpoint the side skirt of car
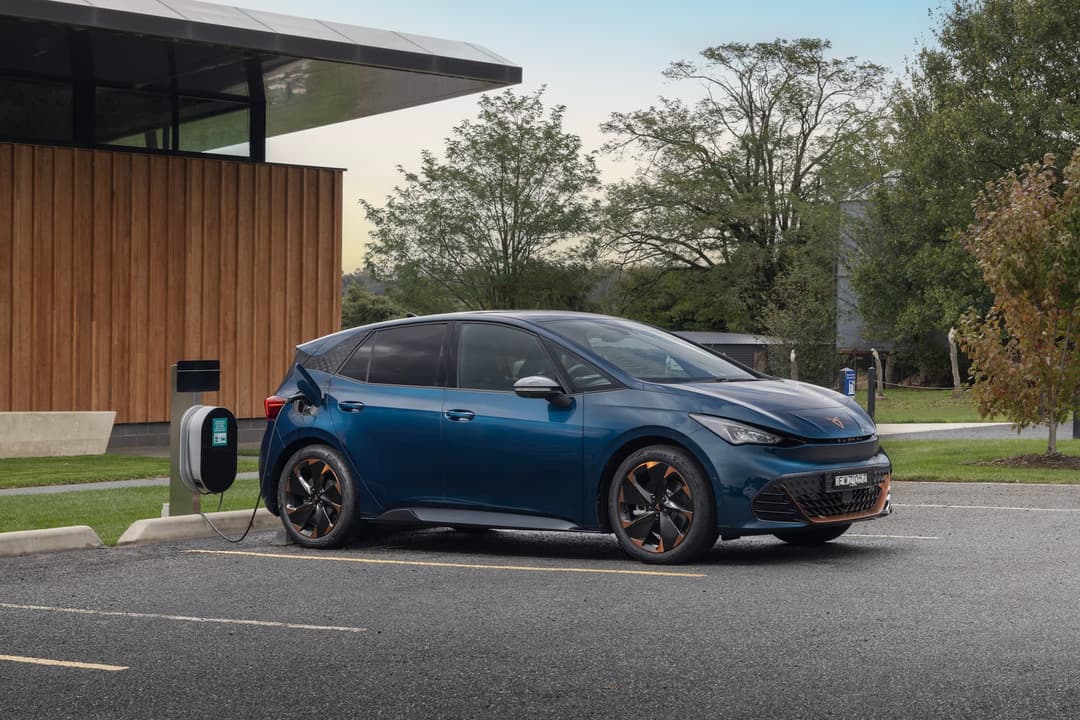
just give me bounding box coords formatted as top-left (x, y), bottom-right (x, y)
top-left (369, 507), bottom-right (587, 532)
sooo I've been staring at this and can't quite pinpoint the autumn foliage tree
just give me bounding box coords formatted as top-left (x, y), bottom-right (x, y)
top-left (957, 151), bottom-right (1080, 454)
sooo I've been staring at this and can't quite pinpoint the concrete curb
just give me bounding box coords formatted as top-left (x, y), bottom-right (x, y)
top-left (0, 525), bottom-right (104, 557)
top-left (116, 508), bottom-right (280, 546)
top-left (877, 422), bottom-right (1012, 436)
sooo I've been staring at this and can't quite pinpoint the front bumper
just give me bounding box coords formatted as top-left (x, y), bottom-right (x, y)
top-left (751, 464), bottom-right (892, 525)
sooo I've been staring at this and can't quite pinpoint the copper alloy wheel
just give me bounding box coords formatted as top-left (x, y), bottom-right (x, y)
top-left (283, 458), bottom-right (344, 539)
top-left (616, 461), bottom-right (695, 553)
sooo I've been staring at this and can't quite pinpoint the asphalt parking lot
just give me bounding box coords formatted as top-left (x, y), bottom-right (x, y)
top-left (3, 481), bottom-right (1079, 719)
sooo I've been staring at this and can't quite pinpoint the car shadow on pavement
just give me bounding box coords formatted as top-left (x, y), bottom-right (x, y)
top-left (698, 539), bottom-right (899, 567)
top-left (345, 526), bottom-right (627, 563)
top-left (333, 525), bottom-right (902, 568)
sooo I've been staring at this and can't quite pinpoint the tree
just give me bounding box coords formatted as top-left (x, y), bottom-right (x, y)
top-left (762, 206), bottom-right (844, 385)
top-left (362, 89), bottom-right (600, 310)
top-left (341, 268), bottom-right (386, 295)
top-left (600, 262), bottom-right (763, 332)
top-left (956, 151), bottom-right (1080, 454)
top-left (852, 0), bottom-right (1080, 376)
top-left (341, 285), bottom-right (406, 329)
top-left (600, 38), bottom-right (888, 329)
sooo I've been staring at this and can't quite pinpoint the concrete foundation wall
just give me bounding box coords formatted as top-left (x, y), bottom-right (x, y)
top-left (0, 411), bottom-right (116, 458)
top-left (107, 418), bottom-right (266, 450)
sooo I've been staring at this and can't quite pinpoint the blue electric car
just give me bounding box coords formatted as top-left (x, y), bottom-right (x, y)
top-left (260, 311), bottom-right (891, 564)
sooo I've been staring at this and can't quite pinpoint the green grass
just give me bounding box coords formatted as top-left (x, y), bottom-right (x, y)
top-left (0, 479), bottom-right (264, 545)
top-left (854, 387), bottom-right (1008, 423)
top-left (4, 439), bottom-right (1077, 545)
top-left (883, 438), bottom-right (1080, 483)
top-left (0, 454), bottom-right (259, 490)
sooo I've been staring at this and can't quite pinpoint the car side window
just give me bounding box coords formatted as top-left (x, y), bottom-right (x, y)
top-left (342, 323), bottom-right (446, 387)
top-left (304, 332), bottom-right (367, 375)
top-left (457, 324), bottom-right (557, 392)
top-left (338, 334), bottom-right (373, 382)
top-left (550, 346), bottom-right (615, 392)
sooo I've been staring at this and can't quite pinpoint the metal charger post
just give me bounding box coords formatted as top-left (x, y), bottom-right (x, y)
top-left (169, 360), bottom-right (220, 516)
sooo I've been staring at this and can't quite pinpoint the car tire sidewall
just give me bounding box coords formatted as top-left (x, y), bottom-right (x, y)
top-left (608, 445), bottom-right (718, 565)
top-left (277, 445), bottom-right (358, 549)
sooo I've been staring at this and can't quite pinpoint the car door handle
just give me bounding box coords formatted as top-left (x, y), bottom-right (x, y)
top-left (338, 401), bottom-right (366, 413)
top-left (444, 409), bottom-right (475, 422)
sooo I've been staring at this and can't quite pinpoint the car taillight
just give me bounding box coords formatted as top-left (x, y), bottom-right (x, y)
top-left (264, 395), bottom-right (287, 420)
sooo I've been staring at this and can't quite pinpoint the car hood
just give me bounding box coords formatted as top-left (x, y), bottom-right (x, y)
top-left (667, 378), bottom-right (877, 440)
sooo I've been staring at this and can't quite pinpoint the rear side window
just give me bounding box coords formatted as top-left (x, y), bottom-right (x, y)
top-left (338, 335), bottom-right (373, 382)
top-left (364, 324), bottom-right (447, 387)
top-left (303, 333), bottom-right (364, 375)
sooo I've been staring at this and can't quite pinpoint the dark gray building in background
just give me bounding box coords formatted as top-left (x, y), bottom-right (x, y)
top-left (837, 198), bottom-right (894, 356)
top-left (674, 331), bottom-right (776, 370)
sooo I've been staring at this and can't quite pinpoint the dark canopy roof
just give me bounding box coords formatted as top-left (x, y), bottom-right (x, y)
top-left (3, 0), bottom-right (522, 138)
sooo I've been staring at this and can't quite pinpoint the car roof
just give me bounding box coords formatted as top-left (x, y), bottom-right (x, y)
top-left (298, 310), bottom-right (622, 355)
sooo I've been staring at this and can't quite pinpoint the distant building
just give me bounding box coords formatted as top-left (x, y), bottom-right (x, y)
top-left (837, 198), bottom-right (895, 356)
top-left (674, 332), bottom-right (778, 371)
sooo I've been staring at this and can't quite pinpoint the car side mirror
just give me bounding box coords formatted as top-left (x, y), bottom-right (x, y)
top-left (513, 375), bottom-right (572, 409)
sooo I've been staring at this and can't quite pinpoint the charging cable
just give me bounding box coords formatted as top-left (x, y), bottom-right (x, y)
top-left (198, 396), bottom-right (295, 543)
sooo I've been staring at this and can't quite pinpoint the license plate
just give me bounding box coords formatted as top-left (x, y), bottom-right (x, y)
top-left (828, 472), bottom-right (872, 492)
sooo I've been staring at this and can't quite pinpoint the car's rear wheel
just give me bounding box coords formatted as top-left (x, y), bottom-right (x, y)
top-left (608, 445), bottom-right (718, 564)
top-left (773, 523), bottom-right (851, 546)
top-left (277, 445), bottom-right (357, 548)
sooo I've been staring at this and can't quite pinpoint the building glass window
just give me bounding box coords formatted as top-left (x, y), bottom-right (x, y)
top-left (0, 77), bottom-right (73, 143)
top-left (174, 44), bottom-right (249, 96)
top-left (95, 87), bottom-right (173, 149)
top-left (0, 19), bottom-right (261, 158)
top-left (92, 33), bottom-right (171, 89)
top-left (0, 19), bottom-right (71, 77)
top-left (179, 97), bottom-right (249, 155)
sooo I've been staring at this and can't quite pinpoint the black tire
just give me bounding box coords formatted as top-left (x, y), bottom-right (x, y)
top-left (277, 445), bottom-right (358, 549)
top-left (773, 523), bottom-right (851, 546)
top-left (608, 445), bottom-right (718, 564)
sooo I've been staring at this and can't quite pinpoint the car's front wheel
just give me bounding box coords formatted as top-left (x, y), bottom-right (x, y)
top-left (277, 445), bottom-right (357, 548)
top-left (773, 523), bottom-right (851, 546)
top-left (608, 445), bottom-right (718, 564)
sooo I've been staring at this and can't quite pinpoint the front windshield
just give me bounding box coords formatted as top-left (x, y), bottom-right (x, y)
top-left (543, 318), bottom-right (757, 383)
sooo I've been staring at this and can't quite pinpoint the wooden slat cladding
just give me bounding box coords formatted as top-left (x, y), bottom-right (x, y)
top-left (0, 143), bottom-right (343, 423)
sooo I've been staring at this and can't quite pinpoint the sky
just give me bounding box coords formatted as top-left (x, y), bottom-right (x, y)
top-left (234, 0), bottom-right (943, 271)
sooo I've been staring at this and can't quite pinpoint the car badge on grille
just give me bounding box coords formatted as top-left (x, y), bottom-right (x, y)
top-left (826, 416), bottom-right (845, 429)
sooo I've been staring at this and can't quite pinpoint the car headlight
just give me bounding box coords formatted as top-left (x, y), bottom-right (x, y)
top-left (690, 414), bottom-right (783, 445)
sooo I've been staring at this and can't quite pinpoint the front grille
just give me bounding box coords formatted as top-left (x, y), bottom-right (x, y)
top-left (751, 466), bottom-right (890, 523)
top-left (815, 434), bottom-right (876, 444)
top-left (750, 487), bottom-right (802, 522)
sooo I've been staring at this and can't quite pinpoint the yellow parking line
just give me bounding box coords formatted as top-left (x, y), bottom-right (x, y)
top-left (0, 654), bottom-right (127, 672)
top-left (186, 549), bottom-right (706, 578)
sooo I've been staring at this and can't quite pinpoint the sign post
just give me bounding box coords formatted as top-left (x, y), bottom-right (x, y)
top-left (840, 368), bottom-right (856, 397)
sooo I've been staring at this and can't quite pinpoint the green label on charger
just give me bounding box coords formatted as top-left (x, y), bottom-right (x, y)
top-left (211, 417), bottom-right (227, 447)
